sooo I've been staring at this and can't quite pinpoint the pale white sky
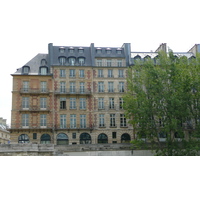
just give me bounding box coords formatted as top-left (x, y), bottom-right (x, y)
top-left (1, 0), bottom-right (200, 125)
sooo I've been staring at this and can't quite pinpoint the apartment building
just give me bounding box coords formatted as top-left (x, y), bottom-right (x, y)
top-left (0, 118), bottom-right (10, 144)
top-left (10, 43), bottom-right (133, 144)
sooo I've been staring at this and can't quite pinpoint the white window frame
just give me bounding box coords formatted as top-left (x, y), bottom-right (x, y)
top-left (70, 114), bottom-right (76, 128)
top-left (79, 69), bottom-right (85, 78)
top-left (22, 97), bottom-right (29, 109)
top-left (110, 114), bottom-right (116, 127)
top-left (98, 98), bottom-right (104, 109)
top-left (70, 98), bottom-right (76, 109)
top-left (60, 114), bottom-right (66, 128)
top-left (80, 115), bottom-right (86, 128)
top-left (108, 82), bottom-right (114, 92)
top-left (22, 114), bottom-right (29, 127)
top-left (40, 114), bottom-right (47, 127)
top-left (99, 114), bottom-right (105, 127)
top-left (98, 82), bottom-right (104, 92)
top-left (40, 98), bottom-right (47, 109)
top-left (80, 98), bottom-right (86, 110)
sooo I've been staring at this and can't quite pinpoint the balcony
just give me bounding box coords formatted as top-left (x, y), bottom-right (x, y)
top-left (55, 124), bottom-right (94, 131)
top-left (55, 88), bottom-right (92, 95)
top-left (9, 123), bottom-right (53, 131)
top-left (97, 105), bottom-right (122, 111)
top-left (19, 106), bottom-right (51, 112)
top-left (20, 88), bottom-right (50, 94)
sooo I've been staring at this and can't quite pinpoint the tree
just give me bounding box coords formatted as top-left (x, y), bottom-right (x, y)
top-left (124, 51), bottom-right (200, 155)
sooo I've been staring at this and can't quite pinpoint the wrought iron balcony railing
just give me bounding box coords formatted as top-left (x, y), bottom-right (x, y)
top-left (55, 88), bottom-right (91, 95)
top-left (9, 123), bottom-right (53, 130)
top-left (20, 88), bottom-right (50, 94)
top-left (19, 106), bottom-right (51, 112)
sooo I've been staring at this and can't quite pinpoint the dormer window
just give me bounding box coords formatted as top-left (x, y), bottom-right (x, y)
top-left (96, 48), bottom-right (102, 54)
top-left (116, 49), bottom-right (122, 54)
top-left (78, 57), bottom-right (85, 66)
top-left (69, 57), bottom-right (76, 66)
top-left (22, 66), bottom-right (30, 74)
top-left (40, 67), bottom-right (48, 75)
top-left (69, 47), bottom-right (74, 53)
top-left (78, 48), bottom-right (84, 53)
top-left (106, 48), bottom-right (111, 54)
top-left (41, 59), bottom-right (47, 66)
top-left (59, 47), bottom-right (65, 53)
top-left (59, 56), bottom-right (67, 65)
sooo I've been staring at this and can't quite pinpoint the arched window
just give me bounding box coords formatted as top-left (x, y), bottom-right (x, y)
top-left (154, 55), bottom-right (160, 65)
top-left (133, 55), bottom-right (141, 64)
top-left (144, 55), bottom-right (151, 62)
top-left (68, 57), bottom-right (76, 66)
top-left (121, 133), bottom-right (131, 143)
top-left (59, 56), bottom-right (67, 65)
top-left (98, 133), bottom-right (108, 143)
top-left (40, 134), bottom-right (51, 144)
top-left (40, 67), bottom-right (48, 75)
top-left (78, 57), bottom-right (85, 66)
top-left (80, 133), bottom-right (91, 144)
top-left (41, 59), bottom-right (47, 66)
top-left (18, 134), bottom-right (29, 143)
top-left (22, 66), bottom-right (30, 74)
top-left (57, 133), bottom-right (69, 145)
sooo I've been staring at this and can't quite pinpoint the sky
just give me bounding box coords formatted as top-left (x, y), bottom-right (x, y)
top-left (1, 0), bottom-right (200, 125)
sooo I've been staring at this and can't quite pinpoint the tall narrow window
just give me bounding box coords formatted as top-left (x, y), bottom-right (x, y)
top-left (79, 57), bottom-right (85, 65)
top-left (70, 114), bottom-right (76, 128)
top-left (80, 98), bottom-right (86, 110)
top-left (60, 114), bottom-right (66, 128)
top-left (59, 56), bottom-right (66, 65)
top-left (97, 59), bottom-right (102, 66)
top-left (23, 81), bottom-right (29, 92)
top-left (110, 114), bottom-right (116, 127)
top-left (120, 114), bottom-right (127, 127)
top-left (109, 98), bottom-right (114, 109)
top-left (107, 59), bottom-right (112, 67)
top-left (79, 69), bottom-right (85, 78)
top-left (119, 98), bottom-right (124, 109)
top-left (98, 69), bottom-right (104, 77)
top-left (60, 98), bottom-right (66, 109)
top-left (98, 82), bottom-right (104, 92)
top-left (99, 114), bottom-right (105, 127)
top-left (22, 97), bottom-right (29, 109)
top-left (69, 57), bottom-right (75, 65)
top-left (40, 114), bottom-right (47, 127)
top-left (98, 98), bottom-right (104, 109)
top-left (60, 81), bottom-right (66, 93)
top-left (117, 59), bottom-right (122, 67)
top-left (80, 115), bottom-right (86, 128)
top-left (80, 82), bottom-right (85, 93)
top-left (40, 81), bottom-right (47, 92)
top-left (108, 82), bottom-right (114, 92)
top-left (118, 69), bottom-right (124, 78)
top-left (119, 82), bottom-right (124, 92)
top-left (108, 69), bottom-right (113, 78)
top-left (70, 82), bottom-right (76, 93)
top-left (22, 114), bottom-right (29, 127)
top-left (69, 69), bottom-right (76, 77)
top-left (70, 98), bottom-right (76, 109)
top-left (40, 98), bottom-right (47, 109)
top-left (60, 69), bottom-right (66, 77)
top-left (40, 67), bottom-right (47, 75)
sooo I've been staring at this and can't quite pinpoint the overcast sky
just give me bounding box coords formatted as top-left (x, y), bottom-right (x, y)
top-left (1, 0), bottom-right (200, 125)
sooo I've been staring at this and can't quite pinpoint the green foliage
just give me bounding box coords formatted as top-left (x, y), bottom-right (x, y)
top-left (124, 51), bottom-right (200, 156)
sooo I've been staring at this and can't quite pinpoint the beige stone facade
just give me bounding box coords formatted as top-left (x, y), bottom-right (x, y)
top-left (0, 118), bottom-right (10, 144)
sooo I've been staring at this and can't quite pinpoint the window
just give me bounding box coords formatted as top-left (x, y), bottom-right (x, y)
top-left (60, 114), bottom-right (66, 128)
top-left (107, 59), bottom-right (112, 67)
top-left (33, 133), bottom-right (37, 139)
top-left (40, 134), bottom-right (51, 144)
top-left (119, 98), bottom-right (124, 109)
top-left (106, 49), bottom-right (111, 54)
top-left (60, 81), bottom-right (66, 93)
top-left (22, 114), bottom-right (29, 127)
top-left (98, 82), bottom-right (104, 92)
top-left (117, 60), bottom-right (122, 67)
top-left (98, 98), bottom-right (104, 109)
top-left (18, 134), bottom-right (29, 143)
top-left (98, 69), bottom-right (104, 77)
top-left (99, 114), bottom-right (105, 127)
top-left (118, 69), bottom-right (124, 78)
top-left (80, 115), bottom-right (86, 128)
top-left (23, 66), bottom-right (29, 74)
top-left (119, 82), bottom-right (124, 92)
top-left (70, 82), bottom-right (76, 93)
top-left (69, 69), bottom-right (76, 77)
top-left (41, 81), bottom-right (47, 92)
top-left (60, 69), bottom-right (66, 78)
top-left (70, 114), bottom-right (76, 128)
top-left (97, 59), bottom-right (102, 66)
top-left (41, 59), bottom-right (47, 66)
top-left (120, 114), bottom-right (127, 127)
top-left (72, 133), bottom-right (76, 139)
top-left (59, 47), bottom-right (65, 53)
top-left (98, 133), bottom-right (108, 143)
top-left (80, 98), bottom-right (86, 110)
top-left (70, 98), bottom-right (76, 109)
top-left (117, 50), bottom-right (122, 54)
top-left (40, 114), bottom-right (47, 127)
top-left (108, 69), bottom-right (113, 77)
top-left (40, 97), bottom-right (47, 109)
top-left (69, 57), bottom-right (75, 65)
top-left (40, 67), bottom-right (47, 75)
top-left (78, 57), bottom-right (85, 65)
top-left (22, 97), bottom-right (29, 109)
top-left (69, 48), bottom-right (74, 53)
top-left (80, 82), bottom-right (85, 93)
top-left (23, 81), bottom-right (29, 92)
top-left (79, 69), bottom-right (85, 78)
top-left (112, 132), bottom-right (116, 139)
top-left (60, 98), bottom-right (66, 109)
top-left (108, 82), bottom-right (114, 93)
top-left (96, 48), bottom-right (102, 54)
top-left (109, 98), bottom-right (114, 109)
top-left (59, 56), bottom-right (66, 65)
top-left (110, 114), bottom-right (116, 127)
top-left (78, 48), bottom-right (84, 53)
